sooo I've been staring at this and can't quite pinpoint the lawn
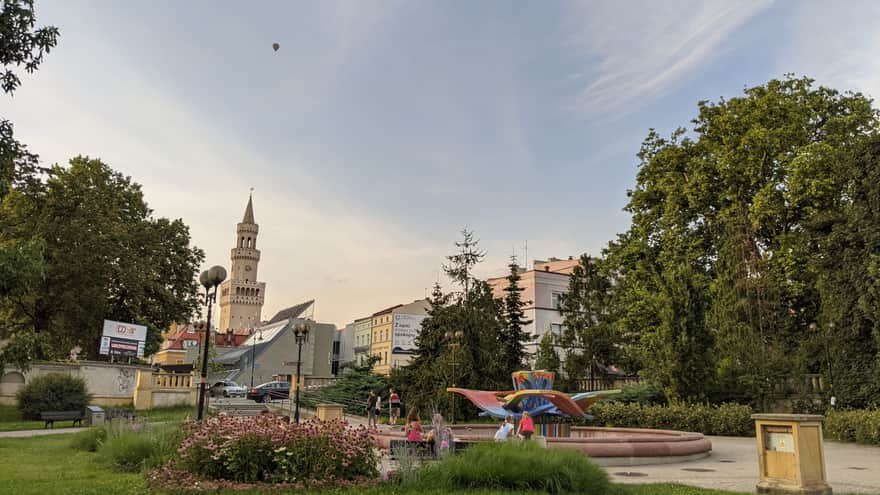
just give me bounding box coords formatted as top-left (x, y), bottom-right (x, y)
top-left (0, 404), bottom-right (195, 432)
top-left (0, 430), bottom-right (747, 495)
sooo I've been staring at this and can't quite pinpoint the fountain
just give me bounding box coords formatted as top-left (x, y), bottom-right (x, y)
top-left (374, 371), bottom-right (712, 466)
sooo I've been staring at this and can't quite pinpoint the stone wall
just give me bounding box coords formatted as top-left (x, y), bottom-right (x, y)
top-left (0, 361), bottom-right (152, 406)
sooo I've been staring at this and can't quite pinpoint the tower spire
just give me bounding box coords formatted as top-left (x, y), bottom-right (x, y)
top-left (242, 189), bottom-right (255, 224)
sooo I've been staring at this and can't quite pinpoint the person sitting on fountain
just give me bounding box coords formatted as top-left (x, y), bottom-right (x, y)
top-left (494, 415), bottom-right (515, 442)
top-left (517, 411), bottom-right (535, 440)
top-left (405, 407), bottom-right (423, 441)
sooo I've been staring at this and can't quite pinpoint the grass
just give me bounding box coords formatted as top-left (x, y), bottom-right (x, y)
top-left (0, 405), bottom-right (44, 431)
top-left (0, 404), bottom-right (194, 432)
top-left (0, 430), bottom-right (748, 495)
top-left (0, 434), bottom-right (147, 495)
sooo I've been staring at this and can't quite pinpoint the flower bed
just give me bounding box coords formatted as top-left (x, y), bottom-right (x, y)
top-left (147, 415), bottom-right (378, 492)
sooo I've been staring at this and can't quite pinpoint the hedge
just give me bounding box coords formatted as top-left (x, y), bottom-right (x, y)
top-left (588, 402), bottom-right (754, 437)
top-left (824, 409), bottom-right (880, 445)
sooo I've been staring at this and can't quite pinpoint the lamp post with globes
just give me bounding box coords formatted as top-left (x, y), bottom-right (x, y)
top-left (292, 322), bottom-right (310, 423)
top-left (197, 266), bottom-right (227, 421)
top-left (250, 327), bottom-right (263, 389)
top-left (445, 330), bottom-right (464, 424)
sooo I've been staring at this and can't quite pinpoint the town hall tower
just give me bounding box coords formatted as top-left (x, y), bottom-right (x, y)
top-left (218, 194), bottom-right (266, 332)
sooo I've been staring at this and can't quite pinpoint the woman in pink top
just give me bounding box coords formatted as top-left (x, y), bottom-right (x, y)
top-left (405, 407), bottom-right (423, 441)
top-left (517, 411), bottom-right (535, 440)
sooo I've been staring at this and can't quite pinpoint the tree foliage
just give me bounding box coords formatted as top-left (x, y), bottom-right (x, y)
top-left (499, 256), bottom-right (532, 373)
top-left (0, 156), bottom-right (205, 361)
top-left (604, 76), bottom-right (880, 408)
top-left (401, 231), bottom-right (516, 420)
top-left (557, 254), bottom-right (620, 390)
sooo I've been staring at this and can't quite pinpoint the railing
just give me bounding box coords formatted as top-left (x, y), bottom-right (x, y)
top-left (151, 372), bottom-right (193, 389)
top-left (574, 375), bottom-right (640, 392)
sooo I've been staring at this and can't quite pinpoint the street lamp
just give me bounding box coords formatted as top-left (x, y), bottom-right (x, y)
top-left (197, 265), bottom-right (227, 421)
top-left (292, 322), bottom-right (310, 423)
top-left (250, 327), bottom-right (263, 389)
top-left (445, 330), bottom-right (464, 424)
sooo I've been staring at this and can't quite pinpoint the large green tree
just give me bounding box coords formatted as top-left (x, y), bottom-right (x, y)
top-left (402, 231), bottom-right (508, 419)
top-left (0, 157), bottom-right (204, 360)
top-left (557, 254), bottom-right (620, 391)
top-left (609, 76), bottom-right (880, 407)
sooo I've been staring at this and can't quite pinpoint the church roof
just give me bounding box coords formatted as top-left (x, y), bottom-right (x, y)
top-left (242, 194), bottom-right (255, 224)
top-left (267, 300), bottom-right (315, 324)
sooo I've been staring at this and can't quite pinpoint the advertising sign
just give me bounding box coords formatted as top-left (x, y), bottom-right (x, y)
top-left (100, 320), bottom-right (148, 358)
top-left (392, 313), bottom-right (428, 355)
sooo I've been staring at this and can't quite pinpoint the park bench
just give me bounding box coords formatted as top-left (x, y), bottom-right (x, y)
top-left (40, 411), bottom-right (83, 429)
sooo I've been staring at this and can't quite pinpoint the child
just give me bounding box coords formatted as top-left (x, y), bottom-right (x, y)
top-left (494, 415), bottom-right (514, 441)
top-left (517, 411), bottom-right (534, 440)
top-left (405, 407), bottom-right (423, 441)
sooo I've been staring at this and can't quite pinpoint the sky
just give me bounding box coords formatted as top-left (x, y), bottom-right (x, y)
top-left (6, 1), bottom-right (880, 328)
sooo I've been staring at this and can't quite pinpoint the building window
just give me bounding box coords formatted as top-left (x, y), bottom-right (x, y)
top-left (551, 292), bottom-right (563, 309)
top-left (384, 352), bottom-right (387, 364)
top-left (550, 324), bottom-right (563, 335)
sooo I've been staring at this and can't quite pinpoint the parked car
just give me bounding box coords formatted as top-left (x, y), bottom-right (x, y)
top-left (246, 381), bottom-right (290, 403)
top-left (210, 380), bottom-right (247, 398)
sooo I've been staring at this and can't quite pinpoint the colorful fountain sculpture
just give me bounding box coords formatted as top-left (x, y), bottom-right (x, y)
top-left (447, 370), bottom-right (619, 437)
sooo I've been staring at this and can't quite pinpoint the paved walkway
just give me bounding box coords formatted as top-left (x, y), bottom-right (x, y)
top-left (0, 427), bottom-right (87, 438)
top-left (611, 436), bottom-right (880, 494)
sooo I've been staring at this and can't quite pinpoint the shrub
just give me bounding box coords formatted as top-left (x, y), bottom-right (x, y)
top-left (175, 415), bottom-right (377, 485)
top-left (589, 402), bottom-right (754, 436)
top-left (825, 409), bottom-right (880, 445)
top-left (614, 382), bottom-right (667, 406)
top-left (410, 441), bottom-right (609, 494)
top-left (16, 373), bottom-right (91, 420)
top-left (70, 426), bottom-right (108, 452)
top-left (97, 421), bottom-right (183, 472)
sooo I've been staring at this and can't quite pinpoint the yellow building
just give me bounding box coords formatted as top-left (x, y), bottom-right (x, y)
top-left (150, 322), bottom-right (203, 366)
top-left (370, 305), bottom-right (400, 375)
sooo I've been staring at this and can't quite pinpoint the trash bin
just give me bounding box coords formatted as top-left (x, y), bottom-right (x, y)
top-left (85, 405), bottom-right (105, 426)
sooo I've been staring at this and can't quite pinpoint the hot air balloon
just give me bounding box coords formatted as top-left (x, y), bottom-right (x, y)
top-left (272, 43), bottom-right (280, 52)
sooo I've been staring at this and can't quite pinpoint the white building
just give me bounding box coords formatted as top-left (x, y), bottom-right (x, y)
top-left (486, 257), bottom-right (577, 357)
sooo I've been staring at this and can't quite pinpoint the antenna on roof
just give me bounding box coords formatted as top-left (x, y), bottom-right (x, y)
top-left (524, 240), bottom-right (528, 271)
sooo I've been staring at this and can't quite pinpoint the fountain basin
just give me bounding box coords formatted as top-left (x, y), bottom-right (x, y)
top-left (375, 425), bottom-right (712, 466)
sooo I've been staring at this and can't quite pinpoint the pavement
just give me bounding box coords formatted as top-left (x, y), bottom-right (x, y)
top-left (610, 436), bottom-right (880, 494)
top-left (0, 426), bottom-right (87, 438)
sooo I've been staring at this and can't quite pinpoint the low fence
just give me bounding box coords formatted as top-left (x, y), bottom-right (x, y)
top-left (133, 370), bottom-right (197, 410)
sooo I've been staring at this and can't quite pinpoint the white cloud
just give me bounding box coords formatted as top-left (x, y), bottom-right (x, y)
top-left (777, 2), bottom-right (880, 101)
top-left (564, 0), bottom-right (772, 114)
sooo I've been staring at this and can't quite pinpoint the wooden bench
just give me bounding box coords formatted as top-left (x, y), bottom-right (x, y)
top-left (41, 411), bottom-right (83, 429)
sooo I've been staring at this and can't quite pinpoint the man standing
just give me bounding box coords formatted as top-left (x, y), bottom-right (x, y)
top-left (366, 391), bottom-right (378, 427)
top-left (389, 388), bottom-right (401, 425)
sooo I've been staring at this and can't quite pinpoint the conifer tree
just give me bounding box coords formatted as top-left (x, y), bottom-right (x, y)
top-left (499, 256), bottom-right (532, 372)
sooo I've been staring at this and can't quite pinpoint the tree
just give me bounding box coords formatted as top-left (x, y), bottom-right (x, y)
top-left (1, 0), bottom-right (59, 197)
top-left (534, 333), bottom-right (560, 376)
top-left (402, 231), bottom-right (508, 420)
top-left (607, 76), bottom-right (880, 406)
top-left (0, 156), bottom-right (204, 359)
top-left (557, 254), bottom-right (618, 390)
top-left (442, 228), bottom-right (485, 302)
top-left (499, 256), bottom-right (532, 372)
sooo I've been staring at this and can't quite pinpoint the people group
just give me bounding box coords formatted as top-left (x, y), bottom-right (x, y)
top-left (366, 388), bottom-right (406, 427)
top-left (366, 389), bottom-right (536, 446)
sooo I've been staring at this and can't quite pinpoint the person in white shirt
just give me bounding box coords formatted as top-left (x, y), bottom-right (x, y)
top-left (375, 394), bottom-right (382, 423)
top-left (494, 415), bottom-right (514, 441)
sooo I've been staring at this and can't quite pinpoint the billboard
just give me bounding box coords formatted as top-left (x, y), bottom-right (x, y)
top-left (392, 313), bottom-right (428, 355)
top-left (100, 320), bottom-right (147, 358)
